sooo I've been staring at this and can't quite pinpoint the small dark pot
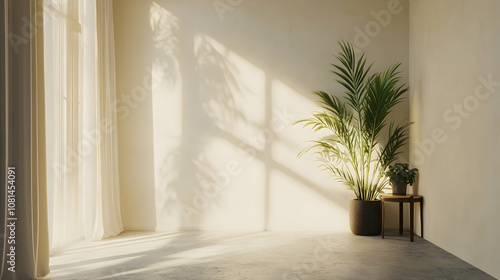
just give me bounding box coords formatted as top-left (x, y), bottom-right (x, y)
top-left (392, 181), bottom-right (408, 195)
top-left (349, 199), bottom-right (382, 236)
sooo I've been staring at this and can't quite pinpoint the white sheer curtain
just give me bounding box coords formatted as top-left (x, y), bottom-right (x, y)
top-left (44, 0), bottom-right (82, 252)
top-left (44, 0), bottom-right (123, 252)
top-left (82, 0), bottom-right (123, 241)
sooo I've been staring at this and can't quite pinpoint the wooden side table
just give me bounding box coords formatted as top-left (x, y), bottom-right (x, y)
top-left (380, 194), bottom-right (423, 242)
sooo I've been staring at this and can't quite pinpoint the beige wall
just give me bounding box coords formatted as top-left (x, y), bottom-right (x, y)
top-left (113, 0), bottom-right (158, 230)
top-left (410, 0), bottom-right (500, 278)
top-left (113, 0), bottom-right (409, 231)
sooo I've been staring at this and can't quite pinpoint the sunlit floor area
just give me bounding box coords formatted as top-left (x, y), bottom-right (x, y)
top-left (44, 231), bottom-right (494, 280)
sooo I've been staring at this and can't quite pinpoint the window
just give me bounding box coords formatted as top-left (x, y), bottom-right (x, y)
top-left (44, 0), bottom-right (123, 253)
top-left (44, 0), bottom-right (83, 252)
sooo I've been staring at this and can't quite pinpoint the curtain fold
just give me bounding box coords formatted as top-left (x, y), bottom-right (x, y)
top-left (95, 0), bottom-right (123, 240)
top-left (44, 0), bottom-right (83, 252)
top-left (1, 0), bottom-right (50, 279)
top-left (82, 0), bottom-right (123, 240)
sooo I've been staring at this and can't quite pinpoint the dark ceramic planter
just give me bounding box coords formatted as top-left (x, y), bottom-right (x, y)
top-left (392, 181), bottom-right (407, 195)
top-left (349, 199), bottom-right (382, 236)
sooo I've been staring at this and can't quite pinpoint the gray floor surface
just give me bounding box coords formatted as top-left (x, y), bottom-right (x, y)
top-left (43, 231), bottom-right (496, 280)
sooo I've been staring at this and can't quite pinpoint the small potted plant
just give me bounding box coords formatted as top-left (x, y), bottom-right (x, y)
top-left (385, 163), bottom-right (418, 195)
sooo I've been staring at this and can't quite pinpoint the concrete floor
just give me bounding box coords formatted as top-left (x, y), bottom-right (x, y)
top-left (43, 231), bottom-right (495, 280)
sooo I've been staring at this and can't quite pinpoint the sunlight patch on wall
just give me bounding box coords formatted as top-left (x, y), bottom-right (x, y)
top-left (271, 78), bottom-right (320, 145)
top-left (195, 34), bottom-right (266, 141)
top-left (269, 79), bottom-right (351, 231)
top-left (150, 2), bottom-right (183, 231)
top-left (270, 79), bottom-right (347, 192)
top-left (147, 21), bottom-right (353, 230)
top-left (193, 137), bottom-right (267, 231)
top-left (268, 170), bottom-right (349, 231)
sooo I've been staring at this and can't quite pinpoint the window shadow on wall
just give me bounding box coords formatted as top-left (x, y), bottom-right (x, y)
top-left (147, 0), bottom-right (351, 232)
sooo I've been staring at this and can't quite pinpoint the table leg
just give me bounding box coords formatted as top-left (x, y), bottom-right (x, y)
top-left (399, 202), bottom-right (403, 235)
top-left (410, 196), bottom-right (414, 242)
top-left (420, 198), bottom-right (424, 238)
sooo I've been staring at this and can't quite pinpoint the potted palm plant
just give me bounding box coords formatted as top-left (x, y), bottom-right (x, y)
top-left (385, 163), bottom-right (418, 195)
top-left (296, 41), bottom-right (410, 236)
